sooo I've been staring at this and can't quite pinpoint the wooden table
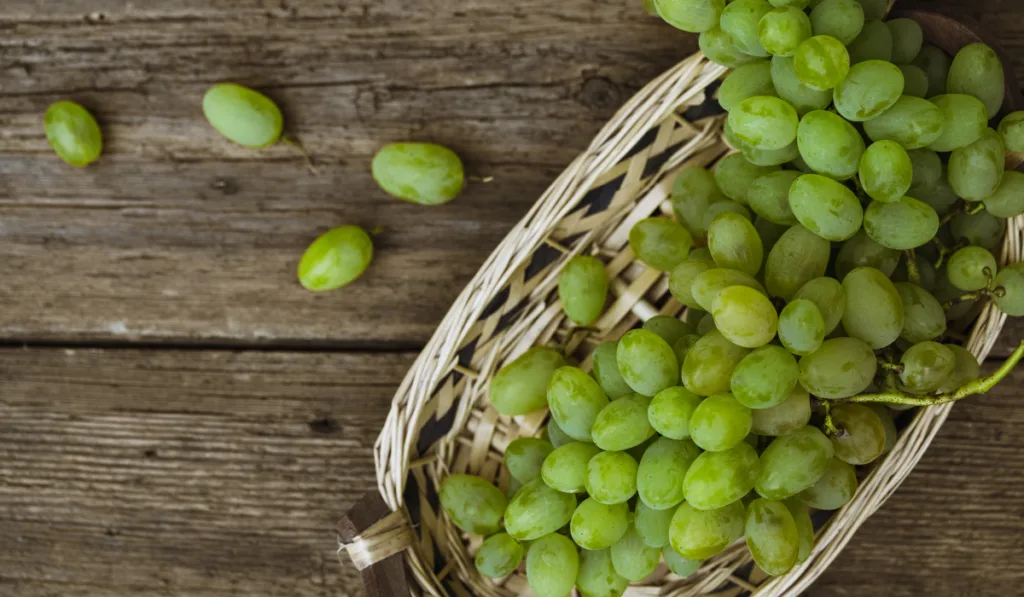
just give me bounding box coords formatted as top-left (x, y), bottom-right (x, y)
top-left (0, 1), bottom-right (1021, 596)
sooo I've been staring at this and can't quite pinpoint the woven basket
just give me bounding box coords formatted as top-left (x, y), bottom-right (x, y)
top-left (339, 10), bottom-right (1024, 597)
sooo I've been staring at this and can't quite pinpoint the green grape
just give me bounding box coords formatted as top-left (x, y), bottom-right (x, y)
top-left (908, 148), bottom-right (942, 190)
top-left (984, 171), bottom-right (1024, 218)
top-left (728, 96), bottom-right (800, 151)
top-left (669, 501), bottom-right (746, 560)
top-left (558, 256), bottom-right (608, 326)
top-left (697, 313), bottom-right (717, 335)
top-left (947, 246), bottom-right (998, 291)
top-left (829, 404), bottom-right (887, 465)
top-left (544, 419), bottom-right (575, 449)
top-left (591, 341), bottom-right (634, 400)
top-left (731, 345), bottom-right (800, 409)
top-left (719, 62), bottom-right (778, 112)
top-left (846, 19), bottom-right (892, 64)
top-left (788, 174), bottom-right (863, 241)
top-left (748, 171), bottom-right (801, 225)
top-left (547, 366), bottom-right (609, 441)
top-left (751, 386), bottom-right (812, 436)
top-left (995, 264), bottom-right (1024, 316)
top-left (765, 224), bottom-right (832, 301)
top-left (627, 435), bottom-right (659, 464)
top-left (372, 142), bottom-right (465, 205)
top-left (745, 498), bottom-right (799, 576)
top-left (638, 437), bottom-right (703, 509)
top-left (868, 404), bottom-right (898, 454)
top-left (644, 315), bottom-right (694, 347)
top-left (784, 499), bottom-right (815, 563)
top-left (610, 527), bottom-right (661, 582)
top-left (912, 172), bottom-right (961, 217)
top-left (998, 111), bottom-right (1024, 152)
top-left (863, 196), bottom-right (939, 250)
top-left (616, 330), bottom-right (680, 396)
top-left (794, 35), bottom-right (850, 91)
top-left (663, 546), bottom-right (703, 576)
top-left (670, 260), bottom-right (715, 310)
top-left (900, 341), bottom-right (956, 393)
top-left (648, 386), bottom-right (704, 440)
top-left (794, 277), bottom-right (845, 333)
top-left (771, 55), bottom-right (834, 115)
top-left (506, 438), bottom-right (555, 484)
top-left (671, 167), bottom-right (728, 240)
top-left (683, 330), bottom-right (752, 396)
top-left (809, 0), bottom-right (864, 44)
top-left (937, 344), bottom-right (981, 393)
top-left (683, 442), bottom-right (760, 509)
top-left (894, 282), bottom-right (946, 343)
top-left (797, 109), bottom-right (865, 179)
top-left (949, 128), bottom-right (1005, 202)
top-left (475, 533), bottom-right (524, 578)
top-left (770, 0), bottom-right (811, 7)
top-left (689, 393), bottom-right (754, 451)
top-left (576, 548), bottom-right (629, 597)
top-left (926, 94), bottom-right (987, 152)
top-left (700, 26), bottom-right (763, 69)
top-left (629, 218), bottom-right (694, 271)
top-left (778, 299), bottom-right (826, 356)
top-left (674, 334), bottom-right (703, 365)
top-left (798, 337), bottom-right (877, 398)
top-left (758, 7), bottom-right (812, 57)
top-left (756, 216), bottom-right (791, 256)
top-left (526, 533), bottom-right (579, 597)
top-left (886, 18), bottom-right (923, 64)
top-left (863, 95), bottom-right (945, 150)
top-left (542, 442), bottom-right (602, 493)
top-left (712, 285), bottom-right (779, 348)
top-left (297, 226), bottom-right (374, 291)
top-left (854, 0), bottom-right (885, 18)
top-left (571, 499), bottom-right (630, 551)
top-left (202, 84), bottom-right (283, 149)
top-left (912, 43), bottom-right (951, 97)
top-left (841, 267), bottom-right (904, 348)
top-left (832, 60), bottom-right (904, 123)
top-left (738, 137), bottom-right (802, 167)
top-left (720, 0), bottom-right (773, 57)
top-left (756, 425), bottom-right (834, 499)
top-left (592, 393), bottom-right (656, 451)
top-left (859, 140), bottom-right (912, 203)
top-left (704, 200), bottom-right (754, 228)
top-left (655, 0), bottom-right (726, 33)
top-left (899, 64), bottom-right (930, 98)
top-left (44, 100), bottom-right (103, 167)
top-left (835, 230), bottom-right (900, 280)
top-left (643, 0), bottom-right (659, 15)
top-left (691, 268), bottom-right (768, 311)
top-left (635, 501), bottom-right (675, 547)
top-left (708, 212), bottom-right (765, 275)
top-left (505, 479), bottom-right (577, 540)
top-left (491, 347), bottom-right (566, 416)
top-left (950, 211), bottom-right (1006, 252)
top-left (947, 43), bottom-right (1005, 119)
top-left (586, 451), bottom-right (639, 504)
top-left (439, 475), bottom-right (508, 536)
top-left (796, 457), bottom-right (857, 509)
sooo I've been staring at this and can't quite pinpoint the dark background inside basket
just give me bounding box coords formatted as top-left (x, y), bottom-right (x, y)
top-left (0, 2), bottom-right (1022, 597)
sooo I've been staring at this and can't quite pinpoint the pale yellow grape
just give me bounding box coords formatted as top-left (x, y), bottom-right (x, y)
top-left (947, 43), bottom-right (1005, 119)
top-left (683, 330), bottom-right (752, 396)
top-left (712, 285), bottom-right (779, 348)
top-left (490, 347), bottom-right (567, 416)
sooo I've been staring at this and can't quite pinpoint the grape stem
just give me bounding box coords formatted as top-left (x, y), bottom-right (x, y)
top-left (904, 249), bottom-right (921, 286)
top-left (965, 202), bottom-right (987, 216)
top-left (938, 201), bottom-right (966, 226)
top-left (838, 340), bottom-right (1024, 407)
top-left (281, 135), bottom-right (319, 175)
top-left (877, 360), bottom-right (904, 374)
top-left (820, 400), bottom-right (840, 436)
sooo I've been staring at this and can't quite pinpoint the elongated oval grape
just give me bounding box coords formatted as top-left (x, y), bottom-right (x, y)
top-left (683, 442), bottom-right (760, 509)
top-left (705, 200), bottom-right (754, 228)
top-left (783, 498), bottom-right (814, 563)
top-left (663, 546), bottom-right (703, 576)
top-left (887, 17), bottom-right (923, 63)
top-left (913, 175), bottom-right (961, 217)
top-left (797, 110), bottom-right (865, 179)
top-left (720, 0), bottom-right (773, 57)
top-left (544, 418), bottom-right (575, 449)
top-left (476, 533), bottom-right (524, 578)
top-left (771, 55), bottom-right (833, 115)
top-left (298, 226), bottom-right (374, 291)
top-left (833, 60), bottom-right (904, 122)
top-left (202, 84), bottom-right (283, 148)
top-left (670, 260), bottom-right (715, 310)
top-left (591, 341), bottom-right (634, 400)
top-left (847, 19), bottom-right (892, 64)
top-left (900, 341), bottom-right (956, 393)
top-left (571, 499), bottom-right (630, 550)
top-left (558, 256), bottom-right (608, 326)
top-left (841, 267), bottom-right (904, 348)
top-left (912, 43), bottom-right (951, 97)
top-left (638, 437), bottom-right (702, 510)
top-left (998, 111), bottom-right (1024, 152)
top-left (506, 438), bottom-right (555, 484)
top-left (947, 246), bottom-right (998, 291)
top-left (674, 334), bottom-right (703, 370)
top-left (794, 35), bottom-right (850, 91)
top-left (644, 315), bottom-right (694, 347)
top-left (731, 346), bottom-right (799, 409)
top-left (635, 501), bottom-right (675, 547)
top-left (859, 140), bottom-right (912, 203)
top-left (779, 299), bottom-right (825, 356)
top-left (576, 547), bottom-right (629, 597)
top-left (542, 442), bottom-right (602, 493)
top-left (630, 218), bottom-right (693, 271)
top-left (44, 100), bottom-right (103, 167)
top-left (712, 285), bottom-right (778, 348)
top-left (505, 479), bottom-right (577, 540)
top-left (527, 533), bottom-right (579, 597)
top-left (864, 196), bottom-right (940, 250)
top-left (371, 142), bottom-right (465, 205)
top-left (758, 7), bottom-right (812, 57)
top-left (899, 64), bottom-right (930, 98)
top-left (797, 457), bottom-right (857, 509)
top-left (700, 26), bottom-right (763, 69)
top-left (799, 337), bottom-right (877, 398)
top-left (863, 95), bottom-right (944, 150)
top-left (729, 96), bottom-right (800, 151)
top-left (610, 526), bottom-right (661, 582)
top-left (692, 268), bottom-right (768, 311)
top-left (709, 214), bottom-right (764, 277)
top-left (907, 149), bottom-right (942, 192)
top-left (547, 366), bottom-right (609, 441)
top-left (683, 331), bottom-right (752, 396)
top-left (748, 171), bottom-right (801, 225)
top-left (751, 386), bottom-right (812, 436)
top-left (669, 501), bottom-right (746, 560)
top-left (756, 425), bottom-right (833, 499)
top-left (794, 277), bottom-right (844, 332)
top-left (809, 0), bottom-right (863, 44)
top-left (586, 451), bottom-right (639, 504)
top-left (765, 224), bottom-right (830, 299)
top-left (789, 174), bottom-right (863, 241)
top-left (995, 264), bottom-right (1024, 316)
top-left (689, 393), bottom-right (754, 451)
top-left (592, 393), bottom-right (656, 451)
top-left (895, 282), bottom-right (946, 343)
top-left (648, 386), bottom-right (704, 440)
top-left (984, 171), bottom-right (1024, 218)
top-left (835, 230), bottom-right (900, 280)
top-left (947, 43), bottom-right (1005, 119)
top-left (950, 210), bottom-right (1006, 252)
top-left (937, 344), bottom-right (981, 393)
top-left (949, 128), bottom-right (1005, 202)
top-left (672, 167), bottom-right (728, 240)
top-left (490, 347), bottom-right (566, 416)
top-left (869, 404), bottom-right (897, 454)
top-left (756, 216), bottom-right (790, 255)
top-left (655, 0), bottom-right (726, 33)
top-left (716, 154), bottom-right (781, 205)
top-left (616, 330), bottom-right (679, 396)
top-left (719, 62), bottom-right (778, 112)
top-left (697, 313), bottom-right (717, 335)
top-left (830, 404), bottom-right (886, 465)
top-left (440, 475), bottom-right (508, 535)
top-left (926, 94), bottom-right (987, 152)
top-left (745, 498), bottom-right (799, 576)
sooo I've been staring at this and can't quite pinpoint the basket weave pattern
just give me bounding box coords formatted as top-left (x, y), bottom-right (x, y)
top-left (351, 51), bottom-right (1024, 597)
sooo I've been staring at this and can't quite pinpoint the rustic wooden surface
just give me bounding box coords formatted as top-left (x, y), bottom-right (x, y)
top-left (0, 1), bottom-right (1021, 596)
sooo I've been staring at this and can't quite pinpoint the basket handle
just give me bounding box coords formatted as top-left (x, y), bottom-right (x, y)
top-left (338, 492), bottom-right (413, 597)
